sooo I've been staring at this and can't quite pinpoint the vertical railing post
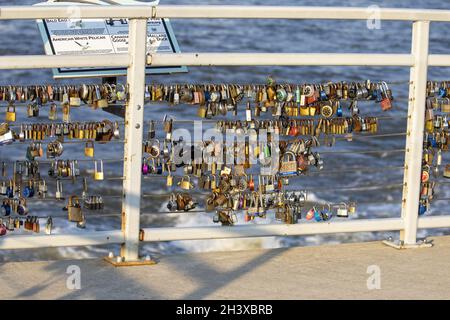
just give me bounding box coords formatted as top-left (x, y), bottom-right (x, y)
top-left (400, 21), bottom-right (430, 245)
top-left (121, 18), bottom-right (148, 261)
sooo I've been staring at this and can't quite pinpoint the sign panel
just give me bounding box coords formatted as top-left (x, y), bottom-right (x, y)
top-left (36, 1), bottom-right (187, 78)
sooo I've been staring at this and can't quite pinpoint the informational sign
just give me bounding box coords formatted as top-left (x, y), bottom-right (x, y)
top-left (36, 0), bottom-right (187, 78)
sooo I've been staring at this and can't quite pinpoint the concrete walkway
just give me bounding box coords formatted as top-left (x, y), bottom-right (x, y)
top-left (1, 236), bottom-right (450, 300)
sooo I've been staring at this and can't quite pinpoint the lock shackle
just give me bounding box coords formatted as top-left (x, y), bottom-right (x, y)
top-left (69, 195), bottom-right (80, 206)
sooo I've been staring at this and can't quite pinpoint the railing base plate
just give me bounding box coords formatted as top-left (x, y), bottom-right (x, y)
top-left (382, 239), bottom-right (433, 249)
top-left (103, 256), bottom-right (157, 267)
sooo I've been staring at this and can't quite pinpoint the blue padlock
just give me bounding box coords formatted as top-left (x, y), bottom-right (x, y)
top-left (314, 209), bottom-right (322, 222)
top-left (321, 205), bottom-right (333, 221)
top-left (375, 89), bottom-right (383, 103)
top-left (23, 185), bottom-right (35, 198)
top-left (156, 162), bottom-right (163, 175)
top-left (319, 89), bottom-right (327, 101)
top-left (1, 200), bottom-right (11, 216)
top-left (428, 136), bottom-right (438, 148)
top-left (6, 186), bottom-right (13, 198)
top-left (418, 203), bottom-right (427, 216)
top-left (336, 104), bottom-right (343, 117)
top-left (204, 90), bottom-right (211, 102)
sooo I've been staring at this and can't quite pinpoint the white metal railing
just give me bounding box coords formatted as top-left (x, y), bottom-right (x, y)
top-left (0, 5), bottom-right (450, 260)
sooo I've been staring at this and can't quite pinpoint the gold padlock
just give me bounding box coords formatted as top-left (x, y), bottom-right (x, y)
top-left (299, 106), bottom-right (309, 116)
top-left (5, 104), bottom-right (16, 122)
top-left (178, 175), bottom-right (193, 190)
top-left (84, 141), bottom-right (95, 158)
top-left (94, 160), bottom-right (104, 181)
top-left (69, 88), bottom-right (81, 107)
top-left (166, 167), bottom-right (173, 187)
top-left (197, 104), bottom-right (207, 118)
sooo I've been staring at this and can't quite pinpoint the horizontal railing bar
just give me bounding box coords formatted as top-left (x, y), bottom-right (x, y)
top-left (0, 5), bottom-right (449, 23)
top-left (141, 218), bottom-right (404, 242)
top-left (147, 53), bottom-right (414, 67)
top-left (0, 5), bottom-right (152, 20)
top-left (155, 5), bottom-right (450, 22)
top-left (2, 215), bottom-right (449, 250)
top-left (0, 54), bottom-right (129, 70)
top-left (429, 54), bottom-right (450, 67)
top-left (418, 216), bottom-right (450, 229)
top-left (0, 230), bottom-right (124, 250)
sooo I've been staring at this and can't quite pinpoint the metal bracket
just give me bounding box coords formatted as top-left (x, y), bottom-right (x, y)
top-left (382, 237), bottom-right (434, 249)
top-left (104, 252), bottom-right (157, 267)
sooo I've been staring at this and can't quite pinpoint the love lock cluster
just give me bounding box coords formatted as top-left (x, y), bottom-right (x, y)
top-left (420, 81), bottom-right (450, 216)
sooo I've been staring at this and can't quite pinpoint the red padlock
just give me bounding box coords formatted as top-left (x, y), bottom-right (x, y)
top-left (0, 223), bottom-right (7, 236)
top-left (380, 81), bottom-right (393, 111)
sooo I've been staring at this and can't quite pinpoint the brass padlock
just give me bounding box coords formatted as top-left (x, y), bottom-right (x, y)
top-left (5, 104), bottom-right (16, 122)
top-left (68, 195), bottom-right (84, 222)
top-left (178, 175), bottom-right (193, 190)
top-left (85, 140), bottom-right (95, 158)
top-left (197, 104), bottom-right (207, 118)
top-left (94, 160), bottom-right (104, 181)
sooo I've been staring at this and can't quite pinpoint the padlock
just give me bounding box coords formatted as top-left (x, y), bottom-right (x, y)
top-left (48, 103), bottom-right (58, 120)
top-left (245, 101), bottom-right (252, 122)
top-left (197, 104), bottom-right (207, 118)
top-left (0, 181), bottom-right (7, 195)
top-left (320, 102), bottom-right (334, 118)
top-left (147, 120), bottom-right (156, 140)
top-left (17, 197), bottom-right (29, 216)
top-left (444, 164), bottom-right (450, 178)
top-left (95, 86), bottom-right (109, 108)
top-left (85, 140), bottom-right (95, 158)
top-left (55, 180), bottom-right (63, 200)
top-left (1, 199), bottom-right (11, 216)
top-left (38, 180), bottom-right (48, 198)
top-left (320, 204), bottom-right (333, 221)
top-left (380, 82), bottom-right (393, 111)
top-left (279, 151), bottom-right (297, 176)
top-left (348, 202), bottom-right (357, 214)
top-left (0, 221), bottom-right (6, 236)
top-left (62, 103), bottom-right (70, 123)
top-left (5, 104), bottom-right (16, 122)
top-left (94, 160), bottom-right (104, 181)
top-left (23, 180), bottom-right (35, 198)
top-left (68, 195), bottom-right (84, 223)
top-left (178, 175), bottom-right (193, 190)
top-left (305, 207), bottom-right (315, 220)
top-left (337, 203), bottom-right (349, 218)
top-left (441, 98), bottom-right (450, 113)
top-left (69, 88), bottom-right (81, 107)
top-left (45, 217), bottom-right (53, 235)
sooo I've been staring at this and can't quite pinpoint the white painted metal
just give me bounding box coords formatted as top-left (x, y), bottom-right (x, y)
top-left (400, 21), bottom-right (430, 245)
top-left (0, 231), bottom-right (124, 250)
top-left (0, 54), bottom-right (129, 69)
top-left (418, 216), bottom-right (450, 229)
top-left (142, 218), bottom-right (405, 242)
top-left (121, 18), bottom-right (148, 262)
top-left (2, 215), bottom-right (448, 250)
top-left (147, 53), bottom-right (414, 67)
top-left (155, 5), bottom-right (450, 22)
top-left (1, 5), bottom-right (449, 22)
top-left (0, 5), bottom-right (152, 19)
top-left (0, 5), bottom-right (448, 254)
top-left (429, 54), bottom-right (450, 67)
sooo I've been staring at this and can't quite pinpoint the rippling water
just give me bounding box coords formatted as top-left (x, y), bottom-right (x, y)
top-left (0, 0), bottom-right (449, 261)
